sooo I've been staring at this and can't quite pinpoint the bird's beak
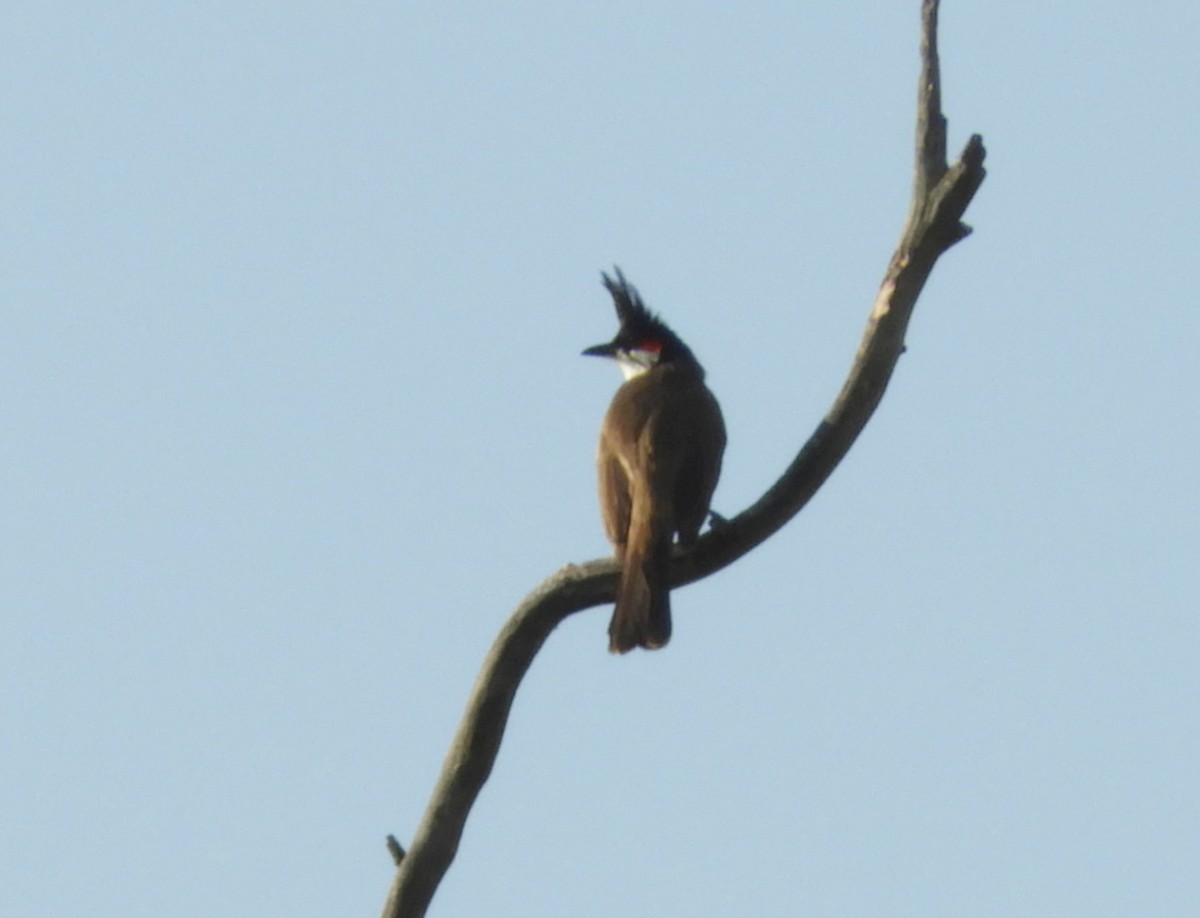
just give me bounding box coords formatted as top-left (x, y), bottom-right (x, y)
top-left (582, 342), bottom-right (618, 358)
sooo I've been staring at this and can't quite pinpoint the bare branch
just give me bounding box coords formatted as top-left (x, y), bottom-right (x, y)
top-left (381, 2), bottom-right (986, 914)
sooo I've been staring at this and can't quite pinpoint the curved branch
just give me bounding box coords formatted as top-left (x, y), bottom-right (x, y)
top-left (381, 2), bottom-right (985, 915)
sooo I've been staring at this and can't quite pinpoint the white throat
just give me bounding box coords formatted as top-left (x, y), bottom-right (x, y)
top-left (615, 348), bottom-right (659, 380)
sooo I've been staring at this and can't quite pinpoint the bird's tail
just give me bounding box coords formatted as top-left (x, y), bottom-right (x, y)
top-left (608, 509), bottom-right (672, 653)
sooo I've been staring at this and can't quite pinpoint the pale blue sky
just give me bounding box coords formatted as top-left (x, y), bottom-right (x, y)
top-left (3, 2), bottom-right (1198, 916)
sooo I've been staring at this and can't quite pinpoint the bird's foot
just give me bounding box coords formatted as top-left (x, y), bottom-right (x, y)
top-left (707, 509), bottom-right (731, 531)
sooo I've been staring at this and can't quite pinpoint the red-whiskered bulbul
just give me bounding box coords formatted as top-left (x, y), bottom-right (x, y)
top-left (583, 269), bottom-right (726, 653)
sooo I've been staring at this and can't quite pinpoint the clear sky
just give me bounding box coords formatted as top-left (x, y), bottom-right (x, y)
top-left (3, 2), bottom-right (1197, 916)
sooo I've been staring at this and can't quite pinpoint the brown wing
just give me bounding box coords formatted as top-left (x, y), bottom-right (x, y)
top-left (597, 443), bottom-right (631, 556)
top-left (596, 372), bottom-right (660, 554)
top-left (623, 367), bottom-right (725, 546)
top-left (670, 382), bottom-right (726, 545)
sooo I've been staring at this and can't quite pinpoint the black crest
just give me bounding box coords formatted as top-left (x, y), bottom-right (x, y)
top-left (600, 267), bottom-right (695, 364)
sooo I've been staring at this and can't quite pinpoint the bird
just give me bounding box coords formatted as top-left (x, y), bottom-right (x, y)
top-left (582, 268), bottom-right (726, 653)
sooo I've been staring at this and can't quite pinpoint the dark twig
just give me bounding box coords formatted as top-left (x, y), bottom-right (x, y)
top-left (386, 835), bottom-right (406, 867)
top-left (381, 2), bottom-right (985, 915)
